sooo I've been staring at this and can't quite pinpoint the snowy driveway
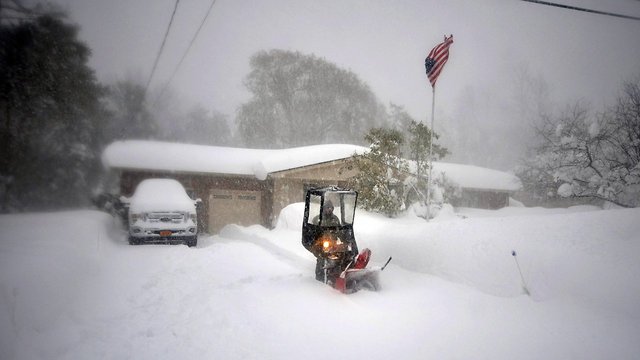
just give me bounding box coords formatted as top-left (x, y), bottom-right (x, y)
top-left (1, 206), bottom-right (639, 359)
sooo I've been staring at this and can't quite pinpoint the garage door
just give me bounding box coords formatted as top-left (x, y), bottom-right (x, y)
top-left (209, 189), bottom-right (262, 234)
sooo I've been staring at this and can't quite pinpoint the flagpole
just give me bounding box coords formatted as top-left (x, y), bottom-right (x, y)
top-left (423, 34), bottom-right (452, 221)
top-left (426, 86), bottom-right (435, 221)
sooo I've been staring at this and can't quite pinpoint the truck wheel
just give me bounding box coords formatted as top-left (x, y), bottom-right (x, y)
top-left (185, 236), bottom-right (197, 247)
top-left (128, 236), bottom-right (141, 245)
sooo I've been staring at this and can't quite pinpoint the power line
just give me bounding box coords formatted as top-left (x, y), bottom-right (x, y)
top-left (521, 0), bottom-right (640, 21)
top-left (145, 0), bottom-right (181, 95)
top-left (156, 0), bottom-right (218, 103)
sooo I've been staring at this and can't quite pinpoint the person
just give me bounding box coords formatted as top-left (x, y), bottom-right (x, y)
top-left (312, 200), bottom-right (340, 226)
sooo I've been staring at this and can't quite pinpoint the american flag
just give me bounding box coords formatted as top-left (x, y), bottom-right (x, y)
top-left (424, 35), bottom-right (454, 88)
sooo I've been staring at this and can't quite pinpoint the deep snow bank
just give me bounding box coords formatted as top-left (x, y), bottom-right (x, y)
top-left (0, 210), bottom-right (115, 359)
top-left (276, 203), bottom-right (640, 313)
top-left (2, 206), bottom-right (639, 360)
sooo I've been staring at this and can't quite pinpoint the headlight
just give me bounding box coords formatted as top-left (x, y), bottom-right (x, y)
top-left (320, 235), bottom-right (336, 253)
top-left (130, 213), bottom-right (147, 222)
top-left (322, 239), bottom-right (331, 251)
top-left (189, 213), bottom-right (197, 222)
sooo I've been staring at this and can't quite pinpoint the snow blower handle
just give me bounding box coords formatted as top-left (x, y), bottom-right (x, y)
top-left (381, 256), bottom-right (393, 271)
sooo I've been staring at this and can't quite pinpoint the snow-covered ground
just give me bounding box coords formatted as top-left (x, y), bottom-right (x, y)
top-left (1, 204), bottom-right (639, 359)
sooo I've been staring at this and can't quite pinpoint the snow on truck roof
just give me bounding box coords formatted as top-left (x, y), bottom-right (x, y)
top-left (129, 178), bottom-right (196, 213)
top-left (102, 140), bottom-right (520, 192)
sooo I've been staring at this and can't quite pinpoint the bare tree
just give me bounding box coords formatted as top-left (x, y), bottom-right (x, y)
top-left (179, 104), bottom-right (231, 145)
top-left (103, 80), bottom-right (157, 140)
top-left (237, 49), bottom-right (386, 148)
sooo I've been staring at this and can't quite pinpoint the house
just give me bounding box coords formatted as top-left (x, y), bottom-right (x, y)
top-left (102, 140), bottom-right (521, 233)
top-left (102, 140), bottom-right (367, 233)
top-left (431, 162), bottom-right (521, 209)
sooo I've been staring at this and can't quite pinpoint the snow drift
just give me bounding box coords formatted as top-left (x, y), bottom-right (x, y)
top-left (1, 205), bottom-right (639, 359)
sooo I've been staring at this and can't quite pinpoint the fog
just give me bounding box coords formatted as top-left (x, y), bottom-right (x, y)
top-left (54, 0), bottom-right (640, 170)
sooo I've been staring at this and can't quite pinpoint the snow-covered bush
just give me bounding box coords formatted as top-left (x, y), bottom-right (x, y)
top-left (404, 173), bottom-right (460, 219)
top-left (517, 78), bottom-right (640, 208)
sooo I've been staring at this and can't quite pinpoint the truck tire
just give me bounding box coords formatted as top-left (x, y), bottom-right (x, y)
top-left (185, 236), bottom-right (197, 247)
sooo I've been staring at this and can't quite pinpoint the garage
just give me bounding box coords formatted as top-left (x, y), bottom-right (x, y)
top-left (209, 189), bottom-right (262, 233)
top-left (103, 140), bottom-right (521, 235)
top-left (103, 140), bottom-right (365, 234)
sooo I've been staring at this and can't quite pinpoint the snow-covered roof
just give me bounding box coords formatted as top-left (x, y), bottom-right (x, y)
top-left (102, 140), bottom-right (521, 191)
top-left (431, 162), bottom-right (521, 192)
top-left (102, 140), bottom-right (368, 180)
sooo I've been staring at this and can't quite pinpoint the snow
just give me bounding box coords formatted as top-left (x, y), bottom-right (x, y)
top-left (557, 183), bottom-right (573, 198)
top-left (431, 162), bottom-right (521, 192)
top-left (102, 140), bottom-right (368, 180)
top-left (128, 178), bottom-right (196, 213)
top-left (103, 140), bottom-right (521, 191)
top-left (1, 204), bottom-right (639, 359)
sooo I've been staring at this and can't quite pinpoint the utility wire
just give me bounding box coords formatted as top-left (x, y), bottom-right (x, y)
top-left (521, 0), bottom-right (640, 21)
top-left (155, 0), bottom-right (218, 104)
top-left (145, 0), bottom-right (181, 96)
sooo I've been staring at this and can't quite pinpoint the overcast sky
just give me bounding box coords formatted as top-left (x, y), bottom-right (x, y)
top-left (51, 0), bottom-right (640, 167)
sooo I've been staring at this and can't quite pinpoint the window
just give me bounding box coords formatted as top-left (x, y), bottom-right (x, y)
top-left (341, 193), bottom-right (357, 225)
top-left (306, 194), bottom-right (322, 225)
